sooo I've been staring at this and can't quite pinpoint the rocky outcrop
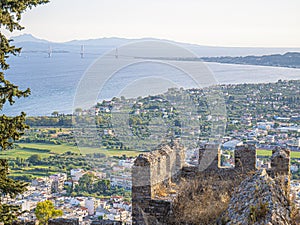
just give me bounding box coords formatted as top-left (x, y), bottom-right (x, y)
top-left (132, 143), bottom-right (292, 224)
top-left (220, 169), bottom-right (291, 225)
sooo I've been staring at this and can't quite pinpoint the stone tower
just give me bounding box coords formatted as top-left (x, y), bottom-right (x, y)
top-left (235, 144), bottom-right (256, 172)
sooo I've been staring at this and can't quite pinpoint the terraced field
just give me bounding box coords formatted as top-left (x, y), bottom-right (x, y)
top-left (1, 143), bottom-right (299, 160)
top-left (257, 149), bottom-right (300, 158)
top-left (0, 143), bottom-right (141, 159)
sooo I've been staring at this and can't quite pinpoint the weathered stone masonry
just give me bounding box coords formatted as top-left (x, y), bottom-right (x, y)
top-left (22, 144), bottom-right (289, 225)
top-left (132, 142), bottom-right (291, 225)
top-left (132, 140), bottom-right (185, 224)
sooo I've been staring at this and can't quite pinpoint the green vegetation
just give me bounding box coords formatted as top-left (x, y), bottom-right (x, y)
top-left (0, 143), bottom-right (140, 180)
top-left (222, 80), bottom-right (300, 133)
top-left (0, 1), bottom-right (49, 224)
top-left (249, 201), bottom-right (269, 223)
top-left (0, 143), bottom-right (140, 160)
top-left (70, 173), bottom-right (130, 199)
top-left (26, 115), bottom-right (73, 127)
top-left (3, 79), bottom-right (300, 183)
top-left (257, 150), bottom-right (300, 158)
top-left (35, 200), bottom-right (63, 225)
top-left (202, 52), bottom-right (300, 69)
top-left (16, 80), bottom-right (300, 155)
top-left (2, 143), bottom-right (298, 180)
top-left (0, 160), bottom-right (28, 224)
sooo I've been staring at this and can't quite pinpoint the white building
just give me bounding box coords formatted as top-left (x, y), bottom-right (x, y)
top-left (16, 200), bottom-right (31, 211)
top-left (257, 122), bottom-right (273, 130)
top-left (110, 175), bottom-right (132, 189)
top-left (291, 164), bottom-right (299, 173)
top-left (85, 197), bottom-right (98, 215)
top-left (70, 197), bottom-right (85, 206)
top-left (118, 159), bottom-right (134, 168)
top-left (71, 169), bottom-right (85, 181)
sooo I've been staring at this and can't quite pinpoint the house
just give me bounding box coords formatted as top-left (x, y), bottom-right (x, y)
top-left (222, 140), bottom-right (243, 150)
top-left (71, 169), bottom-right (85, 181)
top-left (85, 197), bottom-right (99, 215)
top-left (49, 173), bottom-right (67, 193)
top-left (70, 197), bottom-right (85, 206)
top-left (110, 175), bottom-right (132, 189)
top-left (291, 164), bottom-right (299, 173)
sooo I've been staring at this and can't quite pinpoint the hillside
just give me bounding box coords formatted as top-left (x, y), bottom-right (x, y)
top-left (220, 169), bottom-right (297, 225)
top-left (201, 52), bottom-right (300, 68)
top-left (10, 34), bottom-right (300, 57)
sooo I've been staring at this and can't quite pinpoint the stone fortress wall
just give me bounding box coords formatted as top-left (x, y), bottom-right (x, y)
top-left (132, 141), bottom-right (291, 225)
top-left (25, 141), bottom-right (290, 225)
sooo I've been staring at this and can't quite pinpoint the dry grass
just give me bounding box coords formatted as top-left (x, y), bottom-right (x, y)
top-left (156, 185), bottom-right (168, 197)
top-left (290, 193), bottom-right (300, 225)
top-left (169, 171), bottom-right (248, 225)
top-left (248, 200), bottom-right (269, 223)
top-left (155, 180), bottom-right (179, 198)
top-left (291, 205), bottom-right (300, 224)
top-left (279, 176), bottom-right (300, 225)
top-left (273, 175), bottom-right (300, 225)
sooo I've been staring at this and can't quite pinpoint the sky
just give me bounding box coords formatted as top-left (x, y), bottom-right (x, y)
top-left (3, 0), bottom-right (300, 47)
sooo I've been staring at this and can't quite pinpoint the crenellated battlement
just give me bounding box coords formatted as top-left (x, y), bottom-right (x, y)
top-left (198, 143), bottom-right (221, 171)
top-left (269, 146), bottom-right (291, 177)
top-left (132, 142), bottom-right (291, 224)
top-left (234, 143), bottom-right (257, 172)
top-left (132, 139), bottom-right (185, 199)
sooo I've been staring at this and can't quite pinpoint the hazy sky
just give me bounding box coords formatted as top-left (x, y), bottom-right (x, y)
top-left (4, 0), bottom-right (300, 47)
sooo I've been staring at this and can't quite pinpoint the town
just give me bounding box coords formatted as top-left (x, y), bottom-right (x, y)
top-left (1, 79), bottom-right (300, 224)
top-left (5, 158), bottom-right (134, 224)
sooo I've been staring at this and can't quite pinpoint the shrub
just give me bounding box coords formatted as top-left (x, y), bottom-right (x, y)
top-left (249, 201), bottom-right (269, 223)
top-left (170, 172), bottom-right (247, 225)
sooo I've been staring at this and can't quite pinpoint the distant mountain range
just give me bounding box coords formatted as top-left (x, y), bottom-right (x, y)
top-left (201, 52), bottom-right (300, 68)
top-left (12, 34), bottom-right (49, 43)
top-left (11, 34), bottom-right (300, 57)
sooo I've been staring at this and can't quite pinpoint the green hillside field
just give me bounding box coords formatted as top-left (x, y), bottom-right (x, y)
top-left (1, 143), bottom-right (299, 159)
top-left (0, 143), bottom-right (141, 159)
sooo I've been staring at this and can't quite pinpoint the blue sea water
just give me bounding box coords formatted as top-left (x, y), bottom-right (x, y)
top-left (3, 50), bottom-right (300, 116)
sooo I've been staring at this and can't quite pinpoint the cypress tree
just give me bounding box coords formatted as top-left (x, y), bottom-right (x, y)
top-left (0, 1), bottom-right (49, 224)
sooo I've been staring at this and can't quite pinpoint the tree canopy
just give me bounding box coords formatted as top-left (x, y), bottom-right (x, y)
top-left (27, 154), bottom-right (42, 164)
top-left (1, 0), bottom-right (49, 150)
top-left (35, 200), bottom-right (63, 225)
top-left (0, 0), bottom-right (49, 224)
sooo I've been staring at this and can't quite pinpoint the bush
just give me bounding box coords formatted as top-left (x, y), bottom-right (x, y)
top-left (249, 201), bottom-right (269, 223)
top-left (170, 172), bottom-right (247, 225)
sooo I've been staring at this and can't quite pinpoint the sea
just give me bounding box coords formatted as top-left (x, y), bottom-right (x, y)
top-left (3, 49), bottom-right (300, 116)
